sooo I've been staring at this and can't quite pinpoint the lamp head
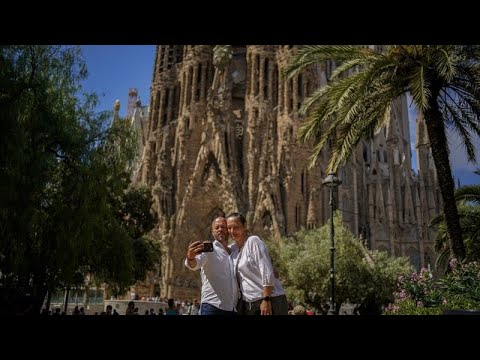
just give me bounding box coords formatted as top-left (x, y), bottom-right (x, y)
top-left (322, 172), bottom-right (342, 187)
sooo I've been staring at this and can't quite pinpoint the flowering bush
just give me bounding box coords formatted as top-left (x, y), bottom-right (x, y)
top-left (384, 260), bottom-right (480, 315)
top-left (439, 259), bottom-right (480, 305)
top-left (384, 267), bottom-right (443, 315)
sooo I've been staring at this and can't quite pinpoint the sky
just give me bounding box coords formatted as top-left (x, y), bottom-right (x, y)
top-left (81, 45), bottom-right (156, 116)
top-left (80, 45), bottom-right (479, 186)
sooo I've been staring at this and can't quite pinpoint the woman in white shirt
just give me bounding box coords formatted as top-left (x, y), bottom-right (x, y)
top-left (227, 212), bottom-right (288, 315)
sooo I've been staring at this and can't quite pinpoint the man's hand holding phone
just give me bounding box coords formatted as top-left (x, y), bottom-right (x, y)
top-left (201, 241), bottom-right (214, 252)
top-left (187, 241), bottom-right (214, 262)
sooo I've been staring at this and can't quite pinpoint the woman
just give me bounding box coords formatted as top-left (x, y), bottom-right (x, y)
top-left (227, 212), bottom-right (288, 315)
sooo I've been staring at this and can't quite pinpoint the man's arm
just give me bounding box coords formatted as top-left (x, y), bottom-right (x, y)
top-left (185, 241), bottom-right (204, 269)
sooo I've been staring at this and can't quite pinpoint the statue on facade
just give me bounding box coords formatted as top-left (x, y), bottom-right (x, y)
top-left (211, 45), bottom-right (233, 93)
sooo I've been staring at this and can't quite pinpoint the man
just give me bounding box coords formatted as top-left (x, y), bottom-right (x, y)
top-left (187, 299), bottom-right (200, 315)
top-left (185, 216), bottom-right (239, 315)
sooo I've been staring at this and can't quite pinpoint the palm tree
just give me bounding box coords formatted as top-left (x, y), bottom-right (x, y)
top-left (432, 171), bottom-right (480, 271)
top-left (285, 45), bottom-right (480, 260)
top-left (432, 175), bottom-right (480, 269)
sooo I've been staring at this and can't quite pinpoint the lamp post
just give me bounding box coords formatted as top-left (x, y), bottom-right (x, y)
top-left (322, 172), bottom-right (341, 315)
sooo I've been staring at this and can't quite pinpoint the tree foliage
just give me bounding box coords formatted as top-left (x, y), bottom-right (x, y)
top-left (0, 45), bottom-right (158, 314)
top-left (266, 212), bottom-right (412, 314)
top-left (385, 261), bottom-right (480, 315)
top-left (432, 172), bottom-right (480, 270)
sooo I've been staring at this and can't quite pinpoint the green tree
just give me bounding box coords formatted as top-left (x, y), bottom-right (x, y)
top-left (0, 45), bottom-right (102, 314)
top-left (119, 187), bottom-right (156, 240)
top-left (286, 45), bottom-right (480, 261)
top-left (360, 250), bottom-right (413, 314)
top-left (267, 212), bottom-right (412, 314)
top-left (432, 171), bottom-right (480, 269)
top-left (0, 45), bottom-right (158, 314)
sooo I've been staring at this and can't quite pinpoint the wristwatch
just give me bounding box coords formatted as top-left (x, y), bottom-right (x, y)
top-left (262, 296), bottom-right (271, 302)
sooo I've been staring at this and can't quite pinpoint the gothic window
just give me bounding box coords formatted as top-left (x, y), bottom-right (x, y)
top-left (263, 58), bottom-right (269, 100)
top-left (255, 54), bottom-right (260, 96)
top-left (167, 47), bottom-right (174, 69)
top-left (207, 61), bottom-right (214, 87)
top-left (406, 247), bottom-right (421, 272)
top-left (152, 91), bottom-right (160, 132)
top-left (295, 204), bottom-right (301, 228)
top-left (424, 250), bottom-right (433, 270)
top-left (195, 63), bottom-right (202, 102)
top-left (363, 145), bottom-right (369, 164)
top-left (173, 86), bottom-right (180, 120)
top-left (301, 171), bottom-right (305, 194)
top-left (342, 195), bottom-right (351, 222)
top-left (384, 151), bottom-right (388, 163)
top-left (186, 66), bottom-right (193, 105)
top-left (162, 89), bottom-right (169, 127)
top-left (247, 52), bottom-right (252, 95)
top-left (273, 64), bottom-right (278, 108)
top-left (297, 74), bottom-right (302, 98)
top-left (288, 78), bottom-right (294, 113)
top-left (175, 47), bottom-right (183, 63)
top-left (326, 61), bottom-right (332, 80)
top-left (159, 47), bottom-right (165, 72)
top-left (341, 167), bottom-right (348, 186)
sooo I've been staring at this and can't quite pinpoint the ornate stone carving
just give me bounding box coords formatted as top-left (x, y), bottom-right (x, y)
top-left (132, 45), bottom-right (440, 299)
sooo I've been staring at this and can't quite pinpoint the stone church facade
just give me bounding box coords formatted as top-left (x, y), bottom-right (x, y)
top-left (132, 45), bottom-right (441, 300)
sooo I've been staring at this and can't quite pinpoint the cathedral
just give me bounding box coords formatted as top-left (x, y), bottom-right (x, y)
top-left (131, 45), bottom-right (441, 300)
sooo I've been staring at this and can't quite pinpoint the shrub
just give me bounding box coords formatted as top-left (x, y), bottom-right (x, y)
top-left (384, 260), bottom-right (480, 315)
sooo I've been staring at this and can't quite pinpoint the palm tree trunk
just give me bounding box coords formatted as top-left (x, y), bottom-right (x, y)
top-left (424, 100), bottom-right (465, 260)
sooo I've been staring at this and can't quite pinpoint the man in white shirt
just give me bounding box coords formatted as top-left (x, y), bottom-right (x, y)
top-left (185, 216), bottom-right (239, 315)
top-left (187, 299), bottom-right (200, 315)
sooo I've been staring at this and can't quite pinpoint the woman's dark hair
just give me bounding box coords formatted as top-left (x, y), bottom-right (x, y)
top-left (226, 212), bottom-right (246, 225)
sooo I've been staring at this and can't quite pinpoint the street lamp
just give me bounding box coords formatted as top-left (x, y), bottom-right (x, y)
top-left (322, 172), bottom-right (341, 315)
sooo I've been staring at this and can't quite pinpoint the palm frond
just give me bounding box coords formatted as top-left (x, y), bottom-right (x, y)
top-left (407, 65), bottom-right (431, 110)
top-left (455, 185), bottom-right (480, 205)
top-left (284, 45), bottom-right (373, 79)
top-left (432, 46), bottom-right (456, 82)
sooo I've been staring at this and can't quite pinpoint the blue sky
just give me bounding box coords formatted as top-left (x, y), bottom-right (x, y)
top-left (408, 101), bottom-right (479, 186)
top-left (81, 45), bottom-right (156, 116)
top-left (80, 45), bottom-right (479, 186)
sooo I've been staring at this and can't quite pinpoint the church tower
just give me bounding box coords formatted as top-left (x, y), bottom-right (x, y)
top-left (134, 46), bottom-right (440, 299)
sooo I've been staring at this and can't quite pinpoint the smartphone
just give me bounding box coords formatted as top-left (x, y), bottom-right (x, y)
top-left (201, 241), bottom-right (214, 252)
